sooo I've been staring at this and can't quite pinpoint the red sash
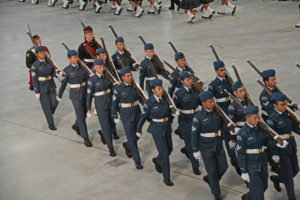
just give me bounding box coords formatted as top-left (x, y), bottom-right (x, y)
top-left (83, 43), bottom-right (97, 56)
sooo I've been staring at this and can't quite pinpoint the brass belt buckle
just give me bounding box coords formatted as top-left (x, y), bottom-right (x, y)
top-left (163, 118), bottom-right (167, 122)
top-left (215, 132), bottom-right (219, 136)
top-left (259, 148), bottom-right (262, 153)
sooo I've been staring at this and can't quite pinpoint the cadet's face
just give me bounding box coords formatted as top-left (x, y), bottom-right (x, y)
top-left (121, 72), bottom-right (133, 84)
top-left (181, 78), bottom-right (193, 88)
top-left (233, 86), bottom-right (246, 99)
top-left (216, 67), bottom-right (226, 78)
top-left (85, 32), bottom-right (94, 42)
top-left (246, 114), bottom-right (259, 126)
top-left (152, 86), bottom-right (163, 97)
top-left (265, 77), bottom-right (276, 88)
top-left (36, 51), bottom-right (45, 60)
top-left (68, 56), bottom-right (78, 65)
top-left (273, 101), bottom-right (286, 113)
top-left (145, 50), bottom-right (154, 58)
top-left (116, 42), bottom-right (124, 51)
top-left (34, 38), bottom-right (41, 46)
top-left (202, 99), bottom-right (215, 110)
top-left (100, 53), bottom-right (107, 62)
top-left (94, 65), bottom-right (104, 74)
top-left (176, 58), bottom-right (186, 69)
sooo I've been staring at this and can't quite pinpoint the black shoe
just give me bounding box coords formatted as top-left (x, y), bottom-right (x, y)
top-left (175, 129), bottom-right (183, 139)
top-left (232, 6), bottom-right (237, 15)
top-left (122, 142), bottom-right (132, 158)
top-left (169, 6), bottom-right (174, 10)
top-left (288, 198), bottom-right (296, 200)
top-left (29, 85), bottom-right (34, 91)
top-left (49, 124), bottom-right (57, 131)
top-left (180, 147), bottom-right (190, 159)
top-left (270, 175), bottom-right (281, 192)
top-left (241, 194), bottom-right (246, 200)
top-left (98, 130), bottom-right (106, 144)
top-left (52, 0), bottom-right (57, 6)
top-left (163, 179), bottom-right (174, 186)
top-left (72, 124), bottom-right (81, 136)
top-left (112, 131), bottom-right (119, 140)
top-left (214, 195), bottom-right (221, 200)
top-left (203, 175), bottom-right (209, 185)
top-left (109, 149), bottom-right (116, 157)
top-left (271, 166), bottom-right (280, 174)
top-left (152, 158), bottom-right (162, 173)
top-left (135, 164), bottom-right (144, 170)
top-left (84, 138), bottom-right (92, 147)
top-left (193, 167), bottom-right (201, 175)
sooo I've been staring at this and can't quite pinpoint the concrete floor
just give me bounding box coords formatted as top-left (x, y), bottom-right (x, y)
top-left (0, 0), bottom-right (300, 199)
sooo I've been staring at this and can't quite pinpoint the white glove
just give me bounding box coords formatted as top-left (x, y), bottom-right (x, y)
top-left (230, 127), bottom-right (240, 135)
top-left (136, 132), bottom-right (142, 138)
top-left (87, 111), bottom-right (92, 118)
top-left (229, 140), bottom-right (236, 149)
top-left (276, 140), bottom-right (289, 148)
top-left (35, 93), bottom-right (40, 100)
top-left (193, 151), bottom-right (200, 160)
top-left (172, 110), bottom-right (179, 117)
top-left (272, 155), bottom-right (280, 163)
top-left (114, 118), bottom-right (120, 124)
top-left (56, 96), bottom-right (62, 102)
top-left (241, 173), bottom-right (250, 183)
top-left (56, 71), bottom-right (62, 77)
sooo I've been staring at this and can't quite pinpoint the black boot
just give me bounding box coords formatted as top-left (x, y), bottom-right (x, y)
top-left (112, 131), bottom-right (119, 140)
top-left (72, 124), bottom-right (81, 136)
top-left (152, 157), bottom-right (162, 173)
top-left (180, 147), bottom-right (190, 159)
top-left (29, 85), bottom-right (34, 91)
top-left (193, 167), bottom-right (201, 175)
top-left (122, 142), bottom-right (132, 158)
top-left (49, 124), bottom-right (57, 131)
top-left (109, 149), bottom-right (116, 157)
top-left (84, 138), bottom-right (92, 147)
top-left (174, 128), bottom-right (183, 139)
top-left (270, 175), bottom-right (281, 192)
top-left (163, 179), bottom-right (174, 186)
top-left (135, 163), bottom-right (143, 170)
top-left (98, 130), bottom-right (106, 144)
top-left (203, 175), bottom-right (209, 185)
top-left (241, 194), bottom-right (246, 200)
top-left (214, 195), bottom-right (221, 200)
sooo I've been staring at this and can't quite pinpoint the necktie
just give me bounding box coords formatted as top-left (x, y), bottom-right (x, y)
top-left (188, 88), bottom-right (192, 94)
top-left (158, 98), bottom-right (162, 104)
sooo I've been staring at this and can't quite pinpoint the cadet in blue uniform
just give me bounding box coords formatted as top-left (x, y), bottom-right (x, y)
top-left (139, 43), bottom-right (169, 96)
top-left (86, 59), bottom-right (117, 157)
top-left (173, 71), bottom-right (201, 175)
top-left (31, 46), bottom-right (59, 131)
top-left (236, 105), bottom-right (288, 200)
top-left (227, 81), bottom-right (248, 175)
top-left (267, 93), bottom-right (300, 200)
top-left (258, 69), bottom-right (280, 174)
top-left (208, 60), bottom-right (237, 173)
top-left (112, 37), bottom-right (139, 73)
top-left (112, 66), bottom-right (143, 169)
top-left (191, 91), bottom-right (228, 200)
top-left (57, 50), bottom-right (92, 147)
top-left (136, 79), bottom-right (174, 186)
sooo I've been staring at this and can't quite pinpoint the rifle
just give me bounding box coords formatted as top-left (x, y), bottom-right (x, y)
top-left (224, 89), bottom-right (284, 145)
top-left (148, 60), bottom-right (177, 114)
top-left (209, 45), bottom-right (234, 85)
top-left (26, 26), bottom-right (61, 74)
top-left (296, 63), bottom-right (300, 69)
top-left (138, 36), bottom-right (170, 77)
top-left (108, 24), bottom-right (140, 69)
top-left (231, 65), bottom-right (254, 106)
top-left (247, 60), bottom-right (298, 110)
top-left (116, 55), bottom-right (148, 102)
top-left (100, 37), bottom-right (121, 82)
top-left (79, 21), bottom-right (103, 48)
top-left (257, 80), bottom-right (300, 125)
top-left (163, 60), bottom-right (204, 93)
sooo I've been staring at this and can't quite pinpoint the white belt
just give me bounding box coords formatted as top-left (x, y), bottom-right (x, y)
top-left (38, 76), bottom-right (52, 81)
top-left (281, 133), bottom-right (294, 139)
top-left (180, 107), bottom-right (200, 114)
top-left (246, 147), bottom-right (264, 154)
top-left (83, 59), bottom-right (94, 63)
top-left (215, 97), bottom-right (230, 103)
top-left (236, 122), bottom-right (245, 127)
top-left (200, 130), bottom-right (221, 138)
top-left (94, 89), bottom-right (111, 96)
top-left (69, 82), bottom-right (86, 88)
top-left (145, 77), bottom-right (156, 81)
top-left (152, 117), bottom-right (169, 122)
top-left (120, 101), bottom-right (138, 108)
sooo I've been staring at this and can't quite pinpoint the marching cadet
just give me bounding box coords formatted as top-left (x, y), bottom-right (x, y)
top-left (25, 34), bottom-right (50, 91)
top-left (127, 0), bottom-right (143, 17)
top-left (112, 66), bottom-right (144, 169)
top-left (112, 37), bottom-right (139, 73)
top-left (236, 105), bottom-right (288, 200)
top-left (86, 59), bottom-right (118, 156)
top-left (200, 1), bottom-right (215, 19)
top-left (208, 60), bottom-right (238, 173)
top-left (173, 71), bottom-right (201, 175)
top-left (78, 26), bottom-right (102, 69)
top-left (191, 91), bottom-right (228, 200)
top-left (110, 0), bottom-right (122, 15)
top-left (227, 81), bottom-right (248, 175)
top-left (180, 0), bottom-right (201, 23)
top-left (217, 0), bottom-right (236, 15)
top-left (136, 79), bottom-right (174, 186)
top-left (259, 69), bottom-right (280, 173)
top-left (139, 43), bottom-right (169, 96)
top-left (267, 93), bottom-right (300, 200)
top-left (31, 46), bottom-right (59, 131)
top-left (57, 50), bottom-right (92, 147)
